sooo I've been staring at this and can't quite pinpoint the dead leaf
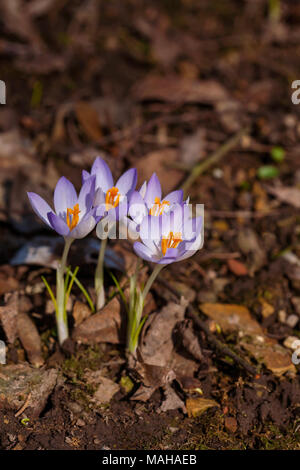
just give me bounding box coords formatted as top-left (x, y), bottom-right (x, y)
top-left (133, 75), bottom-right (228, 104)
top-left (72, 301), bottom-right (92, 327)
top-left (158, 384), bottom-right (186, 413)
top-left (0, 364), bottom-right (57, 417)
top-left (72, 297), bottom-right (124, 344)
top-left (227, 259), bottom-right (248, 276)
top-left (260, 300), bottom-right (275, 318)
top-left (17, 313), bottom-right (44, 367)
top-left (135, 148), bottom-right (183, 195)
top-left (241, 337), bottom-right (295, 376)
top-left (200, 303), bottom-right (263, 336)
top-left (267, 185), bottom-right (300, 209)
top-left (140, 299), bottom-right (188, 367)
top-left (176, 320), bottom-right (202, 361)
top-left (186, 397), bottom-right (219, 418)
top-left (0, 292), bottom-right (19, 344)
top-left (75, 101), bottom-right (103, 142)
top-left (85, 372), bottom-right (119, 405)
top-left (237, 228), bottom-right (266, 276)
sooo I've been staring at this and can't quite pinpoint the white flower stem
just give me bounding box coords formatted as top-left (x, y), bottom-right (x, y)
top-left (56, 237), bottom-right (73, 345)
top-left (95, 237), bottom-right (107, 310)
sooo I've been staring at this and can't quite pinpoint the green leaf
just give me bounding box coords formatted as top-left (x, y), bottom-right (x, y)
top-left (270, 146), bottom-right (285, 163)
top-left (65, 267), bottom-right (95, 313)
top-left (108, 270), bottom-right (128, 314)
top-left (41, 276), bottom-right (57, 312)
top-left (257, 165), bottom-right (279, 180)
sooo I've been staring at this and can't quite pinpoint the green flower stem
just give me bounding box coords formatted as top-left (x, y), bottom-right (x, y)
top-left (95, 237), bottom-right (107, 311)
top-left (56, 237), bottom-right (73, 345)
top-left (142, 264), bottom-right (164, 303)
top-left (127, 263), bottom-right (164, 355)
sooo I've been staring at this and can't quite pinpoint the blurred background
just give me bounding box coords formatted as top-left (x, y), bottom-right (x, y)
top-left (0, 0), bottom-right (299, 261)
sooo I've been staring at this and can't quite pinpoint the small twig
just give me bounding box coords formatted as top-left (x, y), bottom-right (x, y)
top-left (158, 277), bottom-right (257, 376)
top-left (15, 392), bottom-right (32, 417)
top-left (181, 126), bottom-right (250, 196)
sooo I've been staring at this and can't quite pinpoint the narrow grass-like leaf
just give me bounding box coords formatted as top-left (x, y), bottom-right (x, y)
top-left (41, 276), bottom-right (57, 312)
top-left (108, 270), bottom-right (128, 314)
top-left (66, 267), bottom-right (95, 313)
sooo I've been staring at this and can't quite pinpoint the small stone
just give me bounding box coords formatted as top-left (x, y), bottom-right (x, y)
top-left (283, 336), bottom-right (300, 350)
top-left (278, 310), bottom-right (287, 323)
top-left (286, 315), bottom-right (299, 328)
top-left (291, 297), bottom-right (300, 315)
top-left (169, 427), bottom-right (179, 433)
top-left (260, 300), bottom-right (275, 318)
top-left (76, 418), bottom-right (86, 427)
top-left (224, 416), bottom-right (238, 433)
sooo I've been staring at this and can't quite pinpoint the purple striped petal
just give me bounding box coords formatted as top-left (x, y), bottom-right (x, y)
top-left (133, 242), bottom-right (157, 263)
top-left (78, 175), bottom-right (96, 214)
top-left (158, 247), bottom-right (180, 264)
top-left (48, 212), bottom-right (70, 237)
top-left (54, 176), bottom-right (77, 218)
top-left (144, 173), bottom-right (162, 207)
top-left (69, 211), bottom-right (97, 239)
top-left (91, 157), bottom-right (114, 192)
top-left (27, 192), bottom-right (53, 227)
top-left (82, 170), bottom-right (91, 184)
top-left (128, 191), bottom-right (147, 224)
top-left (164, 189), bottom-right (183, 205)
top-left (116, 168), bottom-right (137, 196)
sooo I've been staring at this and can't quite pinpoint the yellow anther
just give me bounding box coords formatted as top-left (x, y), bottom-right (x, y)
top-left (66, 203), bottom-right (80, 231)
top-left (149, 197), bottom-right (170, 216)
top-left (161, 231), bottom-right (182, 256)
top-left (105, 187), bottom-right (120, 211)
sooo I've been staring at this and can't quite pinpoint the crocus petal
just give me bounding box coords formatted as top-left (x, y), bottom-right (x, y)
top-left (27, 192), bottom-right (53, 227)
top-left (144, 173), bottom-right (162, 207)
top-left (48, 212), bottom-right (70, 237)
top-left (128, 191), bottom-right (147, 224)
top-left (82, 170), bottom-right (91, 184)
top-left (140, 214), bottom-right (162, 245)
top-left (69, 211), bottom-right (97, 239)
top-left (182, 215), bottom-right (203, 241)
top-left (78, 175), bottom-right (96, 215)
top-left (116, 168), bottom-right (137, 196)
top-left (133, 242), bottom-right (157, 263)
top-left (158, 247), bottom-right (180, 265)
top-left (91, 157), bottom-right (114, 192)
top-left (139, 181), bottom-right (147, 198)
top-left (54, 176), bottom-right (77, 218)
top-left (164, 189), bottom-right (183, 205)
top-left (176, 232), bottom-right (203, 262)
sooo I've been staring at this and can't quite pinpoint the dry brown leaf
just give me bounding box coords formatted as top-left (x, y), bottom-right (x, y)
top-left (135, 148), bottom-right (183, 195)
top-left (267, 186), bottom-right (300, 209)
top-left (140, 299), bottom-right (188, 367)
top-left (0, 364), bottom-right (57, 417)
top-left (227, 259), bottom-right (248, 276)
top-left (75, 101), bottom-right (103, 142)
top-left (199, 303), bottom-right (263, 336)
top-left (186, 397), bottom-right (219, 418)
top-left (0, 292), bottom-right (19, 344)
top-left (176, 319), bottom-right (202, 361)
top-left (17, 313), bottom-right (44, 367)
top-left (158, 384), bottom-right (186, 413)
top-left (241, 337), bottom-right (295, 376)
top-left (72, 301), bottom-right (92, 327)
top-left (72, 297), bottom-right (124, 344)
top-left (85, 371), bottom-right (120, 405)
top-left (133, 75), bottom-right (228, 104)
top-left (237, 228), bottom-right (266, 276)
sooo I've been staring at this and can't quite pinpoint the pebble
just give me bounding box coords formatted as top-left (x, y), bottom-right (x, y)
top-left (283, 336), bottom-right (300, 350)
top-left (76, 418), bottom-right (86, 427)
top-left (278, 310), bottom-right (287, 323)
top-left (286, 315), bottom-right (299, 328)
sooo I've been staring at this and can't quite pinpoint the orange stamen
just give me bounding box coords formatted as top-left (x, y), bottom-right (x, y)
top-left (105, 187), bottom-right (120, 211)
top-left (161, 231), bottom-right (182, 256)
top-left (66, 203), bottom-right (80, 231)
top-left (149, 197), bottom-right (170, 216)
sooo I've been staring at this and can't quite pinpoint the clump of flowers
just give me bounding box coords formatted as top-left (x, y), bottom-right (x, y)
top-left (28, 158), bottom-right (203, 353)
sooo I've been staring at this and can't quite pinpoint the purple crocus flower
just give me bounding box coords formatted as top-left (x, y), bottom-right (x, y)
top-left (27, 175), bottom-right (99, 239)
top-left (129, 173), bottom-right (184, 227)
top-left (133, 204), bottom-right (203, 265)
top-left (82, 157), bottom-right (137, 221)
